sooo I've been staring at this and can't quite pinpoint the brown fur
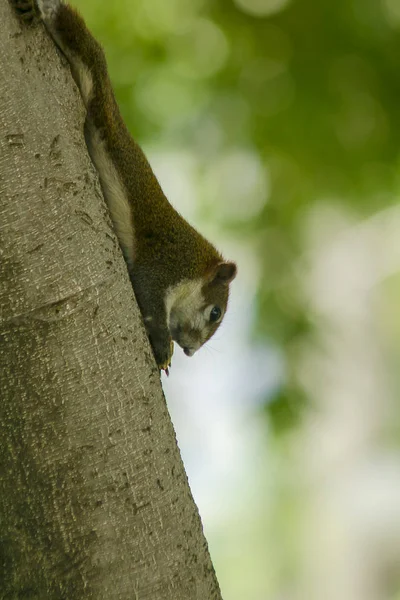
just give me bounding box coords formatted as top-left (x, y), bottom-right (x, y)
top-left (11, 0), bottom-right (237, 370)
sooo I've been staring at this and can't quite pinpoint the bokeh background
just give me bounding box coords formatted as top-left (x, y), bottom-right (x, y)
top-left (73, 0), bottom-right (400, 598)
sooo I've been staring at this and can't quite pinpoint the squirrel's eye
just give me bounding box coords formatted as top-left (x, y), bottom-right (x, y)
top-left (210, 306), bottom-right (221, 323)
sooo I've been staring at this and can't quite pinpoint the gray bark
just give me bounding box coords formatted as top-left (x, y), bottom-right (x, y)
top-left (0, 3), bottom-right (222, 599)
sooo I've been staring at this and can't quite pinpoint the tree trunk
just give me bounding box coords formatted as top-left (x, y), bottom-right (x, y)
top-left (0, 3), bottom-right (222, 599)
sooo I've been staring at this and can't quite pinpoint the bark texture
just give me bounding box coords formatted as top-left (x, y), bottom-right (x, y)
top-left (0, 3), bottom-right (222, 599)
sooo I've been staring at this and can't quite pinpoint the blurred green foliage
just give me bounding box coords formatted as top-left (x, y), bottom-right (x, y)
top-left (74, 0), bottom-right (400, 429)
top-left (65, 2), bottom-right (400, 596)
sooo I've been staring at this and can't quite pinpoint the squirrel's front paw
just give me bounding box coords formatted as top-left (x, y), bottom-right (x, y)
top-left (10, 0), bottom-right (36, 20)
top-left (150, 334), bottom-right (174, 374)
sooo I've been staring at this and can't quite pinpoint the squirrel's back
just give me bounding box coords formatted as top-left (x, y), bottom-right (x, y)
top-left (22, 0), bottom-right (237, 372)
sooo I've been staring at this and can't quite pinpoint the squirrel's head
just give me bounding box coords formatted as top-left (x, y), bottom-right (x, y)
top-left (166, 262), bottom-right (237, 357)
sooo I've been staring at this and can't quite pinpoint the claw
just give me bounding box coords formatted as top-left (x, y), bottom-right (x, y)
top-left (159, 340), bottom-right (174, 375)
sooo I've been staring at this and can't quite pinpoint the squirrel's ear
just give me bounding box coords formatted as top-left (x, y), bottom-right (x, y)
top-left (212, 262), bottom-right (237, 285)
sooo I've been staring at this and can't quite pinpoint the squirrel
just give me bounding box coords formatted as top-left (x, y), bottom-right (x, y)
top-left (10, 0), bottom-right (237, 373)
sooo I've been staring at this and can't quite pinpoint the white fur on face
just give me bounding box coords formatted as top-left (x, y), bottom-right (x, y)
top-left (165, 279), bottom-right (208, 354)
top-left (165, 280), bottom-right (226, 355)
top-left (165, 279), bottom-right (204, 330)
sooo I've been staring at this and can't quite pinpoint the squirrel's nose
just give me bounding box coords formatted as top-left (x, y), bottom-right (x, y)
top-left (183, 347), bottom-right (194, 357)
